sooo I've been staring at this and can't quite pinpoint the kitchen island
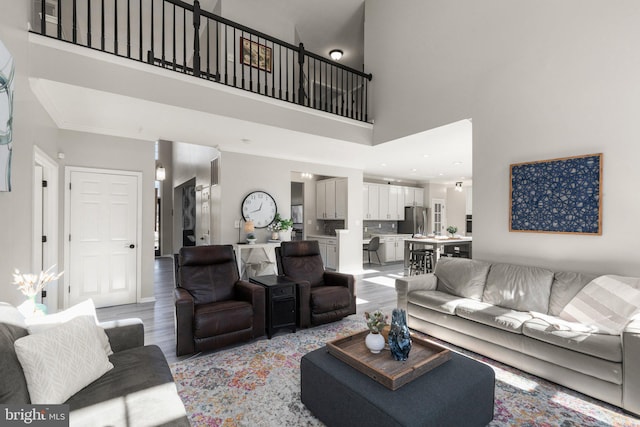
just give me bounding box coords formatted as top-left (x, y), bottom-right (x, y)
top-left (403, 237), bottom-right (473, 275)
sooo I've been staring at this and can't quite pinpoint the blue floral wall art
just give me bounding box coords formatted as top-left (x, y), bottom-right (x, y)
top-left (510, 154), bottom-right (602, 235)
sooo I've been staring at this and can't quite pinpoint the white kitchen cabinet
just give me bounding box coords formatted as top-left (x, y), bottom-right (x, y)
top-left (403, 187), bottom-right (424, 207)
top-left (378, 235), bottom-right (410, 263)
top-left (317, 178), bottom-right (347, 219)
top-left (315, 237), bottom-right (337, 269)
top-left (379, 185), bottom-right (404, 220)
top-left (378, 185), bottom-right (390, 220)
top-left (362, 183), bottom-right (379, 220)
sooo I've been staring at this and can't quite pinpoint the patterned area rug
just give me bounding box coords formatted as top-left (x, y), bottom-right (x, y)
top-left (170, 316), bottom-right (639, 426)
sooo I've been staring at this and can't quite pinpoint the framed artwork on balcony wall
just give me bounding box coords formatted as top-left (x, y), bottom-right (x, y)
top-left (510, 153), bottom-right (602, 235)
top-left (240, 37), bottom-right (272, 73)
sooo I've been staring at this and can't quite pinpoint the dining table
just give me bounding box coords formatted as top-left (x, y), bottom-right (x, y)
top-left (403, 236), bottom-right (473, 275)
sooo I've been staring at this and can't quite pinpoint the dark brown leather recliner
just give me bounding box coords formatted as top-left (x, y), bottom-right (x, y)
top-left (174, 245), bottom-right (265, 356)
top-left (276, 240), bottom-right (355, 328)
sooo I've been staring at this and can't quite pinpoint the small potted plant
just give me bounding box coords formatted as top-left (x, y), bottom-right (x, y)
top-left (446, 225), bottom-right (458, 238)
top-left (246, 232), bottom-right (257, 244)
top-left (268, 213), bottom-right (294, 240)
top-left (364, 310), bottom-right (388, 354)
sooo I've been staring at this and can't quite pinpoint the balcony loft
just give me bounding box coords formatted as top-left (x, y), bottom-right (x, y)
top-left (30, 0), bottom-right (373, 123)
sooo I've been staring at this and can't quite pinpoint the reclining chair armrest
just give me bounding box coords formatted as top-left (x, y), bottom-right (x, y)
top-left (175, 287), bottom-right (195, 356)
top-left (395, 274), bottom-right (438, 311)
top-left (323, 271), bottom-right (356, 316)
top-left (235, 280), bottom-right (266, 338)
top-left (100, 318), bottom-right (144, 353)
top-left (323, 271), bottom-right (353, 288)
top-left (293, 279), bottom-right (312, 329)
top-left (623, 315), bottom-right (640, 415)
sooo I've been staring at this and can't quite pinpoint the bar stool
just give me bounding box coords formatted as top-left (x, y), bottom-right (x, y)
top-left (409, 249), bottom-right (434, 275)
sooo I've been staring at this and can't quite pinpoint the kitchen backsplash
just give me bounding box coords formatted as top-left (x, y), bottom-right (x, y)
top-left (363, 221), bottom-right (397, 236)
top-left (318, 220), bottom-right (345, 236)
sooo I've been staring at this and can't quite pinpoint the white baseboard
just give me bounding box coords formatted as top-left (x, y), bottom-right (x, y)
top-left (138, 297), bottom-right (156, 304)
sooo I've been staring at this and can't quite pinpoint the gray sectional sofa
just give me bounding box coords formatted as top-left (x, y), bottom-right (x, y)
top-left (395, 257), bottom-right (640, 415)
top-left (0, 303), bottom-right (189, 426)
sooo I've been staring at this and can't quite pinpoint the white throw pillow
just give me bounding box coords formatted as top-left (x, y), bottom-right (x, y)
top-left (25, 299), bottom-right (112, 355)
top-left (14, 315), bottom-right (114, 404)
top-left (559, 275), bottom-right (640, 335)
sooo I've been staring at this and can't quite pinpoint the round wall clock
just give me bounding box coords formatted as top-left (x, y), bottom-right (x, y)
top-left (241, 191), bottom-right (277, 228)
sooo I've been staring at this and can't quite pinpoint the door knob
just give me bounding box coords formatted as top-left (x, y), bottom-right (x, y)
top-left (129, 244), bottom-right (135, 249)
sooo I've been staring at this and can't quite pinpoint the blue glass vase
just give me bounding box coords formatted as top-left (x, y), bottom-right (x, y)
top-left (388, 308), bottom-right (412, 361)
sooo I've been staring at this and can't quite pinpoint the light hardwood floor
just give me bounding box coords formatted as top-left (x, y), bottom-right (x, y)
top-left (97, 257), bottom-right (402, 364)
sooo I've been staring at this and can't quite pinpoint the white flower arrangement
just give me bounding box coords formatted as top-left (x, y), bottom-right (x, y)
top-left (13, 265), bottom-right (63, 298)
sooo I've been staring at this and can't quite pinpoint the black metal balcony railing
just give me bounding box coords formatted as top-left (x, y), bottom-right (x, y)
top-left (31, 0), bottom-right (373, 122)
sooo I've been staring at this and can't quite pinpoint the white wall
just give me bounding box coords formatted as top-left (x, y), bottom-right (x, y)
top-left (446, 187), bottom-right (466, 236)
top-left (366, 0), bottom-right (640, 276)
top-left (0, 2), bottom-right (157, 305)
top-left (209, 150), bottom-right (363, 272)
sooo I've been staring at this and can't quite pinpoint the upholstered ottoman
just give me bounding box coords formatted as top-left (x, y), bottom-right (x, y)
top-left (300, 347), bottom-right (494, 427)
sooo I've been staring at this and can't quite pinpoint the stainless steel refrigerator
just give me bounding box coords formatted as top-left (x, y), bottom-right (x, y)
top-left (398, 207), bottom-right (429, 236)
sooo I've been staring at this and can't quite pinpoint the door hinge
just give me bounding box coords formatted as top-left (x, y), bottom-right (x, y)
top-left (42, 180), bottom-right (48, 188)
top-left (68, 286), bottom-right (70, 294)
top-left (68, 234), bottom-right (71, 242)
top-left (69, 183), bottom-right (72, 190)
top-left (42, 235), bottom-right (47, 243)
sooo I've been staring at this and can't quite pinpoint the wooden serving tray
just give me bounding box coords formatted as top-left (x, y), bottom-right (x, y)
top-left (326, 330), bottom-right (451, 390)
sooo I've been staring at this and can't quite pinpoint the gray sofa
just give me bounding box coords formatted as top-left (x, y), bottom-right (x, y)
top-left (0, 303), bottom-right (189, 426)
top-left (395, 257), bottom-right (640, 416)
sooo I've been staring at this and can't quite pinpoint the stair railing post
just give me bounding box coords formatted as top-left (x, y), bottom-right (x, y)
top-left (193, 0), bottom-right (201, 77)
top-left (298, 42), bottom-right (305, 105)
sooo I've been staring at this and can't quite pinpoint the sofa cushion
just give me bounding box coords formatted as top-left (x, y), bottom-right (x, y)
top-left (310, 286), bottom-right (351, 313)
top-left (523, 315), bottom-right (622, 362)
top-left (0, 322), bottom-right (30, 404)
top-left (67, 345), bottom-right (189, 426)
top-left (193, 300), bottom-right (253, 338)
top-left (14, 316), bottom-right (114, 404)
top-left (455, 299), bottom-right (533, 334)
top-left (548, 271), bottom-right (597, 316)
top-left (434, 258), bottom-right (491, 300)
top-left (407, 290), bottom-right (467, 315)
top-left (25, 299), bottom-right (113, 356)
top-left (559, 275), bottom-right (640, 335)
top-left (482, 263), bottom-right (554, 313)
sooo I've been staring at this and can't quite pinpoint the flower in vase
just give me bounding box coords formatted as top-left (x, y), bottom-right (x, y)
top-left (364, 310), bottom-right (388, 334)
top-left (13, 265), bottom-right (63, 298)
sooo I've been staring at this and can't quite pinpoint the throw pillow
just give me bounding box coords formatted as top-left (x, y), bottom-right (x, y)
top-left (559, 275), bottom-right (640, 335)
top-left (25, 299), bottom-right (113, 356)
top-left (14, 316), bottom-right (114, 404)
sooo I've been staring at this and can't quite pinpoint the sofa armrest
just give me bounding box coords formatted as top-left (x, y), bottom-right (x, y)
top-left (235, 280), bottom-right (266, 338)
top-left (175, 287), bottom-right (195, 356)
top-left (395, 274), bottom-right (438, 311)
top-left (623, 315), bottom-right (640, 415)
top-left (100, 318), bottom-right (144, 353)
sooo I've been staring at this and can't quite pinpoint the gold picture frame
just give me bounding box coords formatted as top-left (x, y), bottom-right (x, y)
top-left (240, 37), bottom-right (272, 73)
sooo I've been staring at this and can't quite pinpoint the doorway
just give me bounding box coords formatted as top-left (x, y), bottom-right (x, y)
top-left (64, 167), bottom-right (141, 308)
top-left (291, 181), bottom-right (304, 240)
top-left (33, 147), bottom-right (59, 311)
top-left (173, 178), bottom-right (196, 251)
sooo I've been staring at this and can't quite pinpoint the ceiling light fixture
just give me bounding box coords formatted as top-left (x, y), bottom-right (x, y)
top-left (455, 182), bottom-right (463, 192)
top-left (329, 49), bottom-right (343, 61)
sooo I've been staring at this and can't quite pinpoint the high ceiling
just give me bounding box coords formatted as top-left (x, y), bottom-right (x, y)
top-left (32, 0), bottom-right (473, 185)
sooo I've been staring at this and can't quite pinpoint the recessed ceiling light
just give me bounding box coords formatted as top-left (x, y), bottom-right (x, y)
top-left (423, 154), bottom-right (430, 158)
top-left (381, 163), bottom-right (387, 167)
top-left (439, 173), bottom-right (444, 176)
top-left (453, 161), bottom-right (462, 165)
top-left (411, 168), bottom-right (417, 172)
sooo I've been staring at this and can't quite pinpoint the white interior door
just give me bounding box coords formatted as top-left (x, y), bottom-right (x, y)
top-left (68, 169), bottom-right (139, 308)
top-left (431, 198), bottom-right (446, 235)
